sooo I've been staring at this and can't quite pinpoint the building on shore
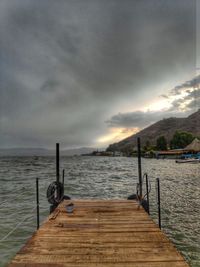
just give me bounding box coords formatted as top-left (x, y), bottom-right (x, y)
top-left (155, 149), bottom-right (185, 159)
top-left (184, 138), bottom-right (200, 153)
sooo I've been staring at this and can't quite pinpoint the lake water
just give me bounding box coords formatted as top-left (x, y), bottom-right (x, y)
top-left (0, 156), bottom-right (199, 266)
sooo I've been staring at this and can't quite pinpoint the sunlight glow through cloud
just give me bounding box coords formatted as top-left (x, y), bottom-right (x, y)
top-left (144, 98), bottom-right (171, 112)
top-left (96, 127), bottom-right (139, 146)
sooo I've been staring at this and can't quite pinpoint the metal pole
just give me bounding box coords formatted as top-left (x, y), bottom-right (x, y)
top-left (145, 174), bottom-right (150, 214)
top-left (137, 137), bottom-right (142, 200)
top-left (36, 178), bottom-right (39, 230)
top-left (56, 143), bottom-right (60, 183)
top-left (62, 169), bottom-right (65, 191)
top-left (156, 178), bottom-right (161, 229)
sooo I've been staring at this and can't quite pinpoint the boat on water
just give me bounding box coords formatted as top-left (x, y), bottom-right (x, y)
top-left (176, 158), bottom-right (200, 164)
top-left (176, 152), bottom-right (200, 163)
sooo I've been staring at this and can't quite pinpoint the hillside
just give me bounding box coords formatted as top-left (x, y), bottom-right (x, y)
top-left (107, 109), bottom-right (200, 152)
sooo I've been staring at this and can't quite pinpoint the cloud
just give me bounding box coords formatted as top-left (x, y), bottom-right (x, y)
top-left (107, 74), bottom-right (200, 130)
top-left (167, 76), bottom-right (200, 111)
top-left (170, 89), bottom-right (200, 111)
top-left (0, 0), bottom-right (196, 148)
top-left (170, 75), bottom-right (200, 95)
top-left (160, 94), bottom-right (169, 99)
top-left (106, 110), bottom-right (185, 129)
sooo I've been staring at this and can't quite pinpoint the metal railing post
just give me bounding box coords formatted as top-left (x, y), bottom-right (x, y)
top-left (156, 178), bottom-right (161, 229)
top-left (145, 174), bottom-right (150, 214)
top-left (137, 137), bottom-right (142, 200)
top-left (62, 169), bottom-right (65, 188)
top-left (56, 143), bottom-right (60, 183)
top-left (36, 178), bottom-right (40, 229)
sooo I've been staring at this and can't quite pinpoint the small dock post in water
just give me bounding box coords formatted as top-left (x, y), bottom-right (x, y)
top-left (56, 142), bottom-right (60, 183)
top-left (137, 137), bottom-right (143, 200)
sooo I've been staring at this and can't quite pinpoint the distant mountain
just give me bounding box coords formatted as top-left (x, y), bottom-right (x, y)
top-left (0, 147), bottom-right (96, 156)
top-left (107, 109), bottom-right (200, 152)
top-left (62, 147), bottom-right (96, 156)
top-left (0, 148), bottom-right (52, 156)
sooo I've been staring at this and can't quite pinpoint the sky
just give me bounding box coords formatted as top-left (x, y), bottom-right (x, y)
top-left (0, 0), bottom-right (199, 149)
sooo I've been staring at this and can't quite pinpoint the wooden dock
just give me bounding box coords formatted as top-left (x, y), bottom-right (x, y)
top-left (8, 200), bottom-right (189, 267)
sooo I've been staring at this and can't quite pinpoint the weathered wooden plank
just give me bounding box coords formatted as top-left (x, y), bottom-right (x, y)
top-left (37, 228), bottom-right (159, 233)
top-left (20, 239), bottom-right (176, 253)
top-left (18, 245), bottom-right (183, 258)
top-left (58, 211), bottom-right (148, 216)
top-left (51, 222), bottom-right (158, 227)
top-left (54, 210), bottom-right (151, 217)
top-left (26, 232), bottom-right (170, 243)
top-left (11, 253), bottom-right (185, 263)
top-left (59, 201), bottom-right (139, 205)
top-left (55, 217), bottom-right (152, 221)
top-left (18, 241), bottom-right (173, 249)
top-left (8, 262), bottom-right (189, 267)
top-left (37, 222), bottom-right (160, 232)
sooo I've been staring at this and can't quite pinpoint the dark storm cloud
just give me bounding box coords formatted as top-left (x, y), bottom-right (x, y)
top-left (0, 0), bottom-right (196, 147)
top-left (106, 110), bottom-right (185, 129)
top-left (106, 111), bottom-right (155, 128)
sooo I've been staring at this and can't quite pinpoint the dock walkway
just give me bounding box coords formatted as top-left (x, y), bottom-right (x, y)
top-left (8, 200), bottom-right (189, 267)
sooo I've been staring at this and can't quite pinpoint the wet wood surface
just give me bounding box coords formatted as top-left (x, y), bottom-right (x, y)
top-left (8, 200), bottom-right (189, 267)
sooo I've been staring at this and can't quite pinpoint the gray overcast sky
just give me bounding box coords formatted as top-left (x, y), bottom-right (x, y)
top-left (0, 0), bottom-right (198, 148)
